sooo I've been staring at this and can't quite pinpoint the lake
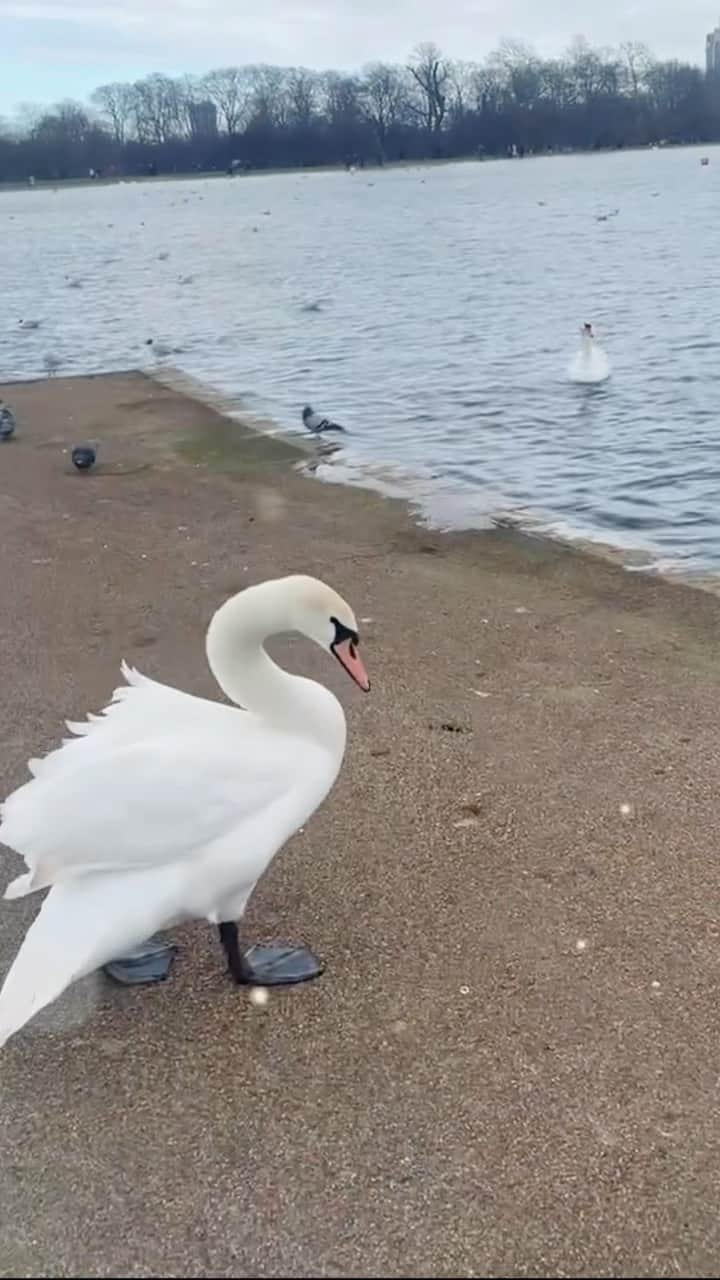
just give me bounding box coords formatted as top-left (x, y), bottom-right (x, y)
top-left (3, 147), bottom-right (720, 576)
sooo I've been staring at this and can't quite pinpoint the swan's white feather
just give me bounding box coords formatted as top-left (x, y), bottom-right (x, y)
top-left (1, 667), bottom-right (336, 890)
top-left (0, 867), bottom-right (188, 1047)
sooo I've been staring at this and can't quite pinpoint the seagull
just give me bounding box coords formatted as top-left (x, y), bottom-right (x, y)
top-left (42, 353), bottom-right (62, 377)
top-left (66, 277), bottom-right (83, 289)
top-left (0, 402), bottom-right (16, 441)
top-left (71, 445), bottom-right (96, 471)
top-left (302, 405), bottom-right (346, 434)
top-left (18, 319), bottom-right (41, 331)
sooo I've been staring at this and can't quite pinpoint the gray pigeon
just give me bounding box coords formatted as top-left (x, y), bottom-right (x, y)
top-left (302, 404), bottom-right (346, 434)
top-left (72, 445), bottom-right (96, 471)
top-left (0, 402), bottom-right (16, 440)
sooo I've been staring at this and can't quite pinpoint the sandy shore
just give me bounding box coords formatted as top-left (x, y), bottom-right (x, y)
top-left (1, 371), bottom-right (720, 1278)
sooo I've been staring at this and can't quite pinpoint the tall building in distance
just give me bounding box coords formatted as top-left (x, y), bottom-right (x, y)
top-left (707, 19), bottom-right (720, 74)
top-left (188, 101), bottom-right (218, 137)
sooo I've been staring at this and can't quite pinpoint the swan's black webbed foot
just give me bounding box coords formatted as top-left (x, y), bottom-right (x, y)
top-left (217, 922), bottom-right (324, 986)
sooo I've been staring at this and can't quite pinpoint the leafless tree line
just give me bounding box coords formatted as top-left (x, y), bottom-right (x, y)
top-left (0, 38), bottom-right (716, 182)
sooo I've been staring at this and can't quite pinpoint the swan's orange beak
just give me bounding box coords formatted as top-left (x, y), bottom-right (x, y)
top-left (332, 638), bottom-right (371, 692)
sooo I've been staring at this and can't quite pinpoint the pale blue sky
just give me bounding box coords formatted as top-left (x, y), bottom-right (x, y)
top-left (0, 0), bottom-right (716, 116)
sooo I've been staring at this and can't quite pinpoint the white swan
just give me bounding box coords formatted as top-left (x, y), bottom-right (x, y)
top-left (568, 322), bottom-right (611, 385)
top-left (0, 574), bottom-right (370, 1047)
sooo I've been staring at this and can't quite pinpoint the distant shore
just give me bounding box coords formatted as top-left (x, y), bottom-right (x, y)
top-left (0, 138), bottom-right (712, 194)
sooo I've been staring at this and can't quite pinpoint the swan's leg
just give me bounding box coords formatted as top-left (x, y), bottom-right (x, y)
top-left (217, 922), bottom-right (324, 987)
top-left (103, 936), bottom-right (177, 985)
top-left (218, 921), bottom-right (253, 983)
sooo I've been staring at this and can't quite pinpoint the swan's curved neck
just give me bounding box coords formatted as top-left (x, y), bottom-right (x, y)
top-left (205, 583), bottom-right (345, 751)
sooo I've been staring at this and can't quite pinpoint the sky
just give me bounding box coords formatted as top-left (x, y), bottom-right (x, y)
top-left (0, 0), bottom-right (718, 115)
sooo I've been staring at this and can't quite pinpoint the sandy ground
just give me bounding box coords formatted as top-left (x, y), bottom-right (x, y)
top-left (1, 372), bottom-right (720, 1278)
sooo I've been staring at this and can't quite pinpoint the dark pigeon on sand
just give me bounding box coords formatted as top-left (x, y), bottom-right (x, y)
top-left (302, 404), bottom-right (346, 434)
top-left (0, 402), bottom-right (16, 440)
top-left (72, 445), bottom-right (96, 471)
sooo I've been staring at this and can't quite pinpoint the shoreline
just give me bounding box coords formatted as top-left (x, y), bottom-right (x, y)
top-left (3, 371), bottom-right (720, 1275)
top-left (149, 363), bottom-right (720, 602)
top-left (0, 139), bottom-right (715, 194)
top-left (7, 363), bottom-right (720, 599)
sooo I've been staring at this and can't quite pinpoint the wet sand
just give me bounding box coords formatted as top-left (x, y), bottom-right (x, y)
top-left (1, 371), bottom-right (720, 1278)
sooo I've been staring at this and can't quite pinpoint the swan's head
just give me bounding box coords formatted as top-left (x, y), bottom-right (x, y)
top-left (287, 575), bottom-right (370, 692)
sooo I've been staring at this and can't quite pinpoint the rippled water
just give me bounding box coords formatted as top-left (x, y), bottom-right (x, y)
top-left (3, 147), bottom-right (720, 573)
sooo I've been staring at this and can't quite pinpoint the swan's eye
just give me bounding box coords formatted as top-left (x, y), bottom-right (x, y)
top-left (330, 615), bottom-right (359, 649)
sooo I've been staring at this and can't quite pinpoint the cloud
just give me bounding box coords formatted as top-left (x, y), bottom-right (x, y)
top-left (0, 0), bottom-right (714, 111)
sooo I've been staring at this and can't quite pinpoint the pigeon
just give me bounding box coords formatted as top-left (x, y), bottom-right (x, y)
top-left (71, 445), bottom-right (96, 471)
top-left (0, 402), bottom-right (16, 441)
top-left (302, 405), bottom-right (346, 434)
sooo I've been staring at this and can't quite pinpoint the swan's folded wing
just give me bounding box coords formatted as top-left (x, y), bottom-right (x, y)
top-left (1, 728), bottom-right (329, 892)
top-left (26, 663), bottom-right (241, 782)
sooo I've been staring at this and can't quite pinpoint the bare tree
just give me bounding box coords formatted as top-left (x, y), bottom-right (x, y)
top-left (286, 68), bottom-right (318, 127)
top-left (321, 72), bottom-right (362, 127)
top-left (90, 82), bottom-right (135, 144)
top-left (202, 66), bottom-right (250, 135)
top-left (360, 62), bottom-right (410, 150)
top-left (566, 37), bottom-right (617, 103)
top-left (0, 38), bottom-right (713, 182)
top-left (247, 65), bottom-right (290, 128)
top-left (10, 102), bottom-right (45, 138)
top-left (132, 74), bottom-right (182, 144)
top-left (469, 62), bottom-right (504, 114)
top-left (488, 39), bottom-right (542, 107)
top-left (408, 42), bottom-right (449, 133)
top-left (619, 41), bottom-right (651, 98)
top-left (447, 61), bottom-right (477, 120)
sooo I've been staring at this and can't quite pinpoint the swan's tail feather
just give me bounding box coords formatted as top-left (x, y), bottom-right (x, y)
top-left (0, 872), bottom-right (172, 1048)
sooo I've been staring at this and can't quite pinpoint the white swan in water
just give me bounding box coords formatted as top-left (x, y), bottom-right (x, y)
top-left (0, 575), bottom-right (370, 1047)
top-left (568, 322), bottom-right (611, 384)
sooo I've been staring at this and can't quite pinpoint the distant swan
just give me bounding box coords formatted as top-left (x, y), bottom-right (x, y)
top-left (568, 322), bottom-right (611, 385)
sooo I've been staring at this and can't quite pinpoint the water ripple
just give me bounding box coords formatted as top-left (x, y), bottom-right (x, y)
top-left (3, 149), bottom-right (720, 571)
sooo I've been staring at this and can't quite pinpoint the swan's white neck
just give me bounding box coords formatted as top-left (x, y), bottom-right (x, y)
top-left (205, 580), bottom-right (346, 755)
